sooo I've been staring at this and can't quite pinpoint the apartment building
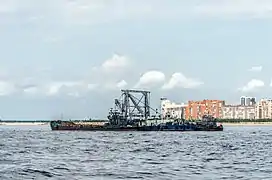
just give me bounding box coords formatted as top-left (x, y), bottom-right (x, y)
top-left (186, 100), bottom-right (225, 120)
top-left (222, 105), bottom-right (255, 119)
top-left (160, 99), bottom-right (187, 119)
top-left (255, 99), bottom-right (272, 119)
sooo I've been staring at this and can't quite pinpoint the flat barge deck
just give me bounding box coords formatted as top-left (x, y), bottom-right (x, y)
top-left (50, 116), bottom-right (223, 132)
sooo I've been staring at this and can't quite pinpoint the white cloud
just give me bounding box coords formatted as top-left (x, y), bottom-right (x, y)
top-left (87, 83), bottom-right (98, 90)
top-left (101, 53), bottom-right (130, 72)
top-left (162, 72), bottom-right (203, 90)
top-left (134, 70), bottom-right (165, 88)
top-left (89, 54), bottom-right (132, 91)
top-left (91, 54), bottom-right (131, 77)
top-left (0, 54), bottom-right (132, 97)
top-left (116, 80), bottom-right (127, 89)
top-left (134, 71), bottom-right (203, 90)
top-left (103, 80), bottom-right (128, 91)
top-left (248, 66), bottom-right (262, 72)
top-left (238, 79), bottom-right (264, 92)
top-left (45, 81), bottom-right (88, 96)
top-left (269, 80), bottom-right (272, 87)
top-left (23, 86), bottom-right (38, 94)
top-left (21, 81), bottom-right (99, 97)
top-left (46, 84), bottom-right (60, 96)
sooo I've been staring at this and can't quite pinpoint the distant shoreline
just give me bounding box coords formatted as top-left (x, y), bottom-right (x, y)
top-left (0, 122), bottom-right (49, 126)
top-left (221, 122), bottom-right (272, 126)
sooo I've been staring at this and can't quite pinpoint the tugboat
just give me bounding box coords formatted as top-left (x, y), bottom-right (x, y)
top-left (50, 89), bottom-right (223, 132)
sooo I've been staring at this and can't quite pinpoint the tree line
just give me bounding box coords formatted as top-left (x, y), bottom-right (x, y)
top-left (209, 119), bottom-right (272, 123)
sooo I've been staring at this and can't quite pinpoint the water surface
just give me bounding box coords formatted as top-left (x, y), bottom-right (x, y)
top-left (0, 125), bottom-right (271, 179)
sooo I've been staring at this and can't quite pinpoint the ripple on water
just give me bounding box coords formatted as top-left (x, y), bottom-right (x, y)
top-left (0, 125), bottom-right (272, 179)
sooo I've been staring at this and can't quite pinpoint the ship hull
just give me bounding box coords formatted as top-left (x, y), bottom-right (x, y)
top-left (50, 121), bottom-right (223, 132)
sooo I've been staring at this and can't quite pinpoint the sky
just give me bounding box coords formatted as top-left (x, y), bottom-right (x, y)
top-left (0, 0), bottom-right (272, 120)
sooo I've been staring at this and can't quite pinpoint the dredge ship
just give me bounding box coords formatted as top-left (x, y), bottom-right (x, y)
top-left (50, 89), bottom-right (223, 131)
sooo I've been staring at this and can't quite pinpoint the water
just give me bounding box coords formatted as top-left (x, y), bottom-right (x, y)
top-left (0, 125), bottom-right (272, 180)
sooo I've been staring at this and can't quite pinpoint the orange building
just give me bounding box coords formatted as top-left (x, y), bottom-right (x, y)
top-left (185, 100), bottom-right (225, 120)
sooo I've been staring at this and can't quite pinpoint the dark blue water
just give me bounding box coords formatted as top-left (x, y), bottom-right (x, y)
top-left (0, 125), bottom-right (272, 180)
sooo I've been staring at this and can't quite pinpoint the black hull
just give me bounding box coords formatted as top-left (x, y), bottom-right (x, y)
top-left (50, 121), bottom-right (223, 132)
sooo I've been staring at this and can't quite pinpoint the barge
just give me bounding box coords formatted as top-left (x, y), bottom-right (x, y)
top-left (50, 89), bottom-right (223, 131)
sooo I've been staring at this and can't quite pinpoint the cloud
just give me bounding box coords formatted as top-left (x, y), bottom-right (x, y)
top-left (101, 53), bottom-right (130, 72)
top-left (89, 54), bottom-right (132, 91)
top-left (103, 80), bottom-right (128, 91)
top-left (0, 77), bottom-right (95, 97)
top-left (238, 79), bottom-right (264, 92)
top-left (92, 54), bottom-right (131, 74)
top-left (0, 54), bottom-right (204, 98)
top-left (19, 80), bottom-right (94, 97)
top-left (116, 80), bottom-right (127, 89)
top-left (269, 80), bottom-right (272, 87)
top-left (87, 83), bottom-right (99, 90)
top-left (248, 66), bottom-right (262, 72)
top-left (134, 70), bottom-right (165, 88)
top-left (23, 86), bottom-right (38, 95)
top-left (162, 72), bottom-right (203, 90)
top-left (45, 81), bottom-right (89, 96)
top-left (0, 54), bottom-right (133, 97)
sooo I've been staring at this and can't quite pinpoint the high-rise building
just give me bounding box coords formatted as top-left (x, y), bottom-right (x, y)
top-left (250, 97), bottom-right (256, 105)
top-left (185, 100), bottom-right (225, 120)
top-left (240, 96), bottom-right (246, 106)
top-left (241, 96), bottom-right (256, 106)
top-left (246, 97), bottom-right (251, 106)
